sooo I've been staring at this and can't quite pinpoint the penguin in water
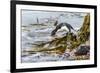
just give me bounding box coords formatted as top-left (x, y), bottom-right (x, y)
top-left (51, 20), bottom-right (76, 36)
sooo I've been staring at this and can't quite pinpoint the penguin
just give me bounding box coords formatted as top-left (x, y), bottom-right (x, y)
top-left (51, 21), bottom-right (76, 36)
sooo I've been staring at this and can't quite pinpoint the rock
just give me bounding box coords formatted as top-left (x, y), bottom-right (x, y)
top-left (75, 45), bottom-right (90, 56)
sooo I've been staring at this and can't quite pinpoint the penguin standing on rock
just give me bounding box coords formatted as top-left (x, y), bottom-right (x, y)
top-left (51, 20), bottom-right (76, 36)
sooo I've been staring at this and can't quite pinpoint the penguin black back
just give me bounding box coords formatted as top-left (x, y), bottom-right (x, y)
top-left (51, 22), bottom-right (76, 36)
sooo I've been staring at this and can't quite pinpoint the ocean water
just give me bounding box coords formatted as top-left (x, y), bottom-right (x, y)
top-left (21, 10), bottom-right (87, 63)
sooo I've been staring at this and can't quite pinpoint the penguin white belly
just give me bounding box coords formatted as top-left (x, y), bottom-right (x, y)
top-left (60, 26), bottom-right (69, 32)
top-left (56, 26), bottom-right (69, 37)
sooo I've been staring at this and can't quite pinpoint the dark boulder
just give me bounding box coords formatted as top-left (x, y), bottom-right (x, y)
top-left (75, 46), bottom-right (90, 56)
